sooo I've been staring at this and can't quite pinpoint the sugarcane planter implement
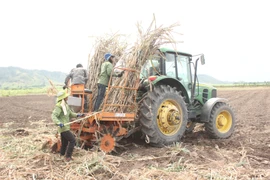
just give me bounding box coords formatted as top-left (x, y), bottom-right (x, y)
top-left (51, 48), bottom-right (235, 153)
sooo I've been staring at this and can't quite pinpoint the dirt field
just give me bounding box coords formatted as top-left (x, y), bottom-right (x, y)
top-left (0, 87), bottom-right (269, 179)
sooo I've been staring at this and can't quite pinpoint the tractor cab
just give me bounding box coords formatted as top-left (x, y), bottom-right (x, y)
top-left (139, 48), bottom-right (217, 106)
top-left (139, 48), bottom-right (194, 102)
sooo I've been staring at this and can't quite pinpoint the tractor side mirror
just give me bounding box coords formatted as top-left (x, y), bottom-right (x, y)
top-left (201, 54), bottom-right (205, 65)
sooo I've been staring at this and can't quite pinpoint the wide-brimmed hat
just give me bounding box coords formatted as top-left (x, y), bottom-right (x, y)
top-left (56, 90), bottom-right (69, 102)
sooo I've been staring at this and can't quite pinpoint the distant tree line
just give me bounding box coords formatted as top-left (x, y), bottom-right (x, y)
top-left (1, 85), bottom-right (48, 90)
top-left (233, 81), bottom-right (270, 87)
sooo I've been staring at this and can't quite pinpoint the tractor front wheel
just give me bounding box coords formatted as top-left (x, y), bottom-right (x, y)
top-left (138, 85), bottom-right (188, 147)
top-left (205, 102), bottom-right (235, 138)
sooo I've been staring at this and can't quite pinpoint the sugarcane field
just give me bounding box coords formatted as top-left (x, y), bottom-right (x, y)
top-left (1, 15), bottom-right (270, 180)
top-left (1, 87), bottom-right (270, 179)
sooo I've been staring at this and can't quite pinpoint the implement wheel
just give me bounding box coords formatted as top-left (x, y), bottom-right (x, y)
top-left (100, 134), bottom-right (116, 153)
top-left (138, 85), bottom-right (188, 147)
top-left (205, 102), bottom-right (235, 138)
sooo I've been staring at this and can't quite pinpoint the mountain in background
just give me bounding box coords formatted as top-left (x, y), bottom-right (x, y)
top-left (0, 67), bottom-right (67, 89)
top-left (0, 67), bottom-right (229, 90)
top-left (197, 74), bottom-right (231, 84)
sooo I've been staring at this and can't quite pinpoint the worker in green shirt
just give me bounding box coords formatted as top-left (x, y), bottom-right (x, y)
top-left (93, 53), bottom-right (123, 111)
top-left (51, 90), bottom-right (84, 161)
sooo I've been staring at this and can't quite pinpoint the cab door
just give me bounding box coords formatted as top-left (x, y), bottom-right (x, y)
top-left (165, 53), bottom-right (192, 97)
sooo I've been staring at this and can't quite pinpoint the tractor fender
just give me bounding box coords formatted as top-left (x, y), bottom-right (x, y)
top-left (200, 98), bottom-right (228, 122)
top-left (155, 77), bottom-right (190, 103)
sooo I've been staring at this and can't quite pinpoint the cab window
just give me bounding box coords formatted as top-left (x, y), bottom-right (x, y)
top-left (165, 53), bottom-right (176, 78)
top-left (176, 55), bottom-right (191, 83)
top-left (140, 55), bottom-right (161, 78)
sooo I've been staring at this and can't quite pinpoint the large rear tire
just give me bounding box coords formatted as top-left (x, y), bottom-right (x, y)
top-left (138, 85), bottom-right (188, 147)
top-left (205, 102), bottom-right (235, 138)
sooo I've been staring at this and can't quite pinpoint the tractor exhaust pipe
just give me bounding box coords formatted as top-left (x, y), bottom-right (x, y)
top-left (191, 54), bottom-right (205, 103)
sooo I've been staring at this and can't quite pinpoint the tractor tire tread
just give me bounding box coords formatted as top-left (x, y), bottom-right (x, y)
top-left (138, 85), bottom-right (188, 147)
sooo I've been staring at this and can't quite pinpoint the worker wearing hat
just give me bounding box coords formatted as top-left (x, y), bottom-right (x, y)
top-left (93, 53), bottom-right (123, 111)
top-left (51, 90), bottom-right (84, 162)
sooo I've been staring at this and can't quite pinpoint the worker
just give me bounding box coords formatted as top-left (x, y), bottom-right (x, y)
top-left (93, 53), bottom-right (123, 111)
top-left (51, 90), bottom-right (84, 162)
top-left (63, 63), bottom-right (88, 88)
top-left (63, 63), bottom-right (89, 111)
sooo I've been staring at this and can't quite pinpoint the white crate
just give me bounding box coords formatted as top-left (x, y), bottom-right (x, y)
top-left (67, 96), bottom-right (82, 112)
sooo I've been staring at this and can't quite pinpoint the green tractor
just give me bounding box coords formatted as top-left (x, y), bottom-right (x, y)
top-left (136, 48), bottom-right (235, 147)
top-left (61, 47), bottom-right (235, 153)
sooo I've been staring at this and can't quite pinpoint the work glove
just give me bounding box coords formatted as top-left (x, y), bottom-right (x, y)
top-left (63, 85), bottom-right (67, 90)
top-left (58, 123), bottom-right (64, 128)
top-left (77, 113), bottom-right (85, 117)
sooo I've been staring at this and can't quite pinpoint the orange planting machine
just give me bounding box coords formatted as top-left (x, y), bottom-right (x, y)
top-left (65, 67), bottom-right (139, 153)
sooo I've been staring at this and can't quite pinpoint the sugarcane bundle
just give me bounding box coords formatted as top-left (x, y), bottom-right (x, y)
top-left (86, 33), bottom-right (128, 110)
top-left (103, 18), bottom-right (179, 113)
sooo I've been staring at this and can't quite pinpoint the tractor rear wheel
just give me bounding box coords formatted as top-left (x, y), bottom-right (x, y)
top-left (205, 102), bottom-right (235, 138)
top-left (138, 85), bottom-right (188, 147)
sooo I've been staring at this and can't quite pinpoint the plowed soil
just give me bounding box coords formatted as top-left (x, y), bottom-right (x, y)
top-left (0, 87), bottom-right (269, 179)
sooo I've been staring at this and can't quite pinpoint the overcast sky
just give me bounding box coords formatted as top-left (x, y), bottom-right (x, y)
top-left (0, 0), bottom-right (269, 82)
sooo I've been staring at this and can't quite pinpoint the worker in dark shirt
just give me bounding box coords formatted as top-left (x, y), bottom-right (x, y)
top-left (64, 64), bottom-right (88, 87)
top-left (64, 64), bottom-right (89, 111)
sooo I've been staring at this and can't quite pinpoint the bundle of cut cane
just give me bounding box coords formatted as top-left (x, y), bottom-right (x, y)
top-left (103, 18), bottom-right (180, 113)
top-left (86, 33), bottom-right (128, 110)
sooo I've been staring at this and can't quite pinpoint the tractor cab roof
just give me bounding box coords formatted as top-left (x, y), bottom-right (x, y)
top-left (159, 47), bottom-right (192, 57)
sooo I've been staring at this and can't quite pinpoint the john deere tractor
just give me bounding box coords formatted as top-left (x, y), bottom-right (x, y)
top-left (63, 47), bottom-right (235, 153)
top-left (136, 48), bottom-right (235, 147)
